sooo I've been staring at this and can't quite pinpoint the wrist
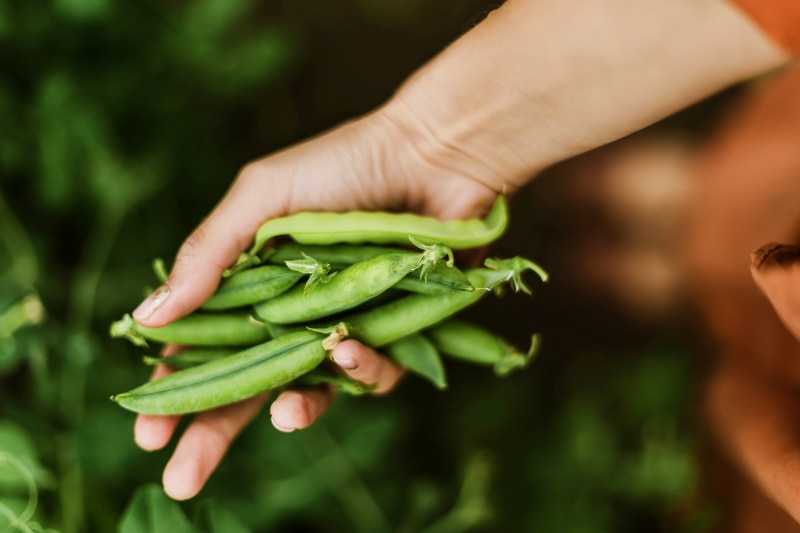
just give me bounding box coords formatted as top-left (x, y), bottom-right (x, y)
top-left (381, 0), bottom-right (789, 193)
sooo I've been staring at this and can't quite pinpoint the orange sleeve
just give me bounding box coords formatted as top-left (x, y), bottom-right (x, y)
top-left (728, 0), bottom-right (800, 54)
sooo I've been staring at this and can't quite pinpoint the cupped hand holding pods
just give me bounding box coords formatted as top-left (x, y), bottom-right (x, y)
top-left (122, 127), bottom-right (506, 500)
top-left (117, 225), bottom-right (545, 503)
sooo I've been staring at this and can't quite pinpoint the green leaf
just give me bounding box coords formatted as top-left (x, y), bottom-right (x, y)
top-left (118, 484), bottom-right (194, 533)
top-left (0, 420), bottom-right (50, 492)
top-left (194, 499), bottom-right (252, 533)
top-left (386, 333), bottom-right (447, 389)
top-left (54, 0), bottom-right (112, 21)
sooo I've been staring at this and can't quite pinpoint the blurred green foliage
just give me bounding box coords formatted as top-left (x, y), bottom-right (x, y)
top-left (0, 0), bottom-right (714, 531)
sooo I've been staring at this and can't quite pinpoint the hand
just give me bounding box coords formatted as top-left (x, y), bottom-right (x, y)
top-left (133, 340), bottom-right (406, 500)
top-left (129, 110), bottom-right (500, 500)
top-left (126, 0), bottom-right (790, 500)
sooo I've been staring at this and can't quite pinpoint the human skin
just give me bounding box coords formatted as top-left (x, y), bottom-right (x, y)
top-left (680, 64), bottom-right (800, 528)
top-left (129, 0), bottom-right (788, 500)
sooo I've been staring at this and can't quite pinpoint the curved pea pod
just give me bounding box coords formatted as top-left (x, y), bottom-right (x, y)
top-left (201, 265), bottom-right (303, 310)
top-left (329, 268), bottom-right (494, 348)
top-left (270, 242), bottom-right (472, 295)
top-left (268, 243), bottom-right (403, 266)
top-left (111, 330), bottom-right (327, 415)
top-left (323, 259), bottom-right (547, 349)
top-left (110, 312), bottom-right (271, 347)
top-left (142, 347), bottom-right (239, 369)
top-left (251, 196), bottom-right (508, 253)
top-left (426, 319), bottom-right (541, 376)
top-left (385, 333), bottom-right (447, 389)
top-left (253, 252), bottom-right (423, 324)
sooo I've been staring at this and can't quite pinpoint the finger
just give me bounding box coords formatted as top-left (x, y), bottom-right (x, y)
top-left (707, 364), bottom-right (800, 523)
top-left (331, 339), bottom-right (405, 394)
top-left (751, 242), bottom-right (800, 341)
top-left (162, 393), bottom-right (268, 501)
top-left (133, 353), bottom-right (181, 451)
top-left (269, 387), bottom-right (335, 433)
top-left (132, 167), bottom-right (290, 328)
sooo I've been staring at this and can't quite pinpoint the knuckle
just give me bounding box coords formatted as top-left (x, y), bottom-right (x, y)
top-left (177, 226), bottom-right (207, 263)
top-left (235, 161), bottom-right (266, 189)
top-left (175, 226), bottom-right (206, 268)
top-left (194, 414), bottom-right (237, 446)
top-left (171, 224), bottom-right (226, 277)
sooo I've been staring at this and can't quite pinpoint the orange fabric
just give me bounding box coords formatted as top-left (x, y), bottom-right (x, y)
top-left (729, 0), bottom-right (800, 54)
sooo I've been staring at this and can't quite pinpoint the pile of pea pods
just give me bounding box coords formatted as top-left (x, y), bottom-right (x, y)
top-left (109, 197), bottom-right (548, 416)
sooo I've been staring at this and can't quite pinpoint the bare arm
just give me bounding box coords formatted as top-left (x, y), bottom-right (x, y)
top-left (384, 0), bottom-right (790, 192)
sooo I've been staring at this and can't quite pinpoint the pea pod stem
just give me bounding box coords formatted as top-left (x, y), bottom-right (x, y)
top-left (112, 330), bottom-right (327, 415)
top-left (250, 196), bottom-right (508, 254)
top-left (483, 256), bottom-right (549, 294)
top-left (284, 253), bottom-right (336, 296)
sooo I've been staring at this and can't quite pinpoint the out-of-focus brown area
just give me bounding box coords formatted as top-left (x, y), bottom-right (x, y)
top-left (686, 63), bottom-right (800, 532)
top-left (536, 63), bottom-right (800, 532)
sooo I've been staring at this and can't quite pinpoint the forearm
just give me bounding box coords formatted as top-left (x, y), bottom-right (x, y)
top-left (383, 0), bottom-right (790, 192)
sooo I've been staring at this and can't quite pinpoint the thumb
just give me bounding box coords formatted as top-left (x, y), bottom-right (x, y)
top-left (132, 169), bottom-right (288, 328)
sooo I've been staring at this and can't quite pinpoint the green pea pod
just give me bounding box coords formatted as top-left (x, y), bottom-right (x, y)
top-left (253, 252), bottom-right (423, 324)
top-left (426, 319), bottom-right (541, 376)
top-left (386, 333), bottom-right (447, 389)
top-left (268, 243), bottom-right (403, 266)
top-left (270, 244), bottom-right (473, 294)
top-left (110, 312), bottom-right (271, 347)
top-left (294, 367), bottom-right (376, 395)
top-left (394, 262), bottom-right (473, 294)
top-left (332, 268), bottom-right (493, 348)
top-left (112, 331), bottom-right (327, 415)
top-left (251, 196), bottom-right (508, 253)
top-left (257, 317), bottom-right (304, 339)
top-left (201, 265), bottom-right (303, 310)
top-left (142, 347), bottom-right (239, 369)
top-left (324, 258), bottom-right (546, 349)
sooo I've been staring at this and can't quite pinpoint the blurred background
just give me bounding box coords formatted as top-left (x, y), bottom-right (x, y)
top-left (0, 1), bottom-right (734, 531)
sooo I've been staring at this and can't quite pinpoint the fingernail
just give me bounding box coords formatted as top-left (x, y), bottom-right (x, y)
top-left (271, 417), bottom-right (297, 433)
top-left (133, 284), bottom-right (171, 321)
top-left (333, 355), bottom-right (358, 370)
